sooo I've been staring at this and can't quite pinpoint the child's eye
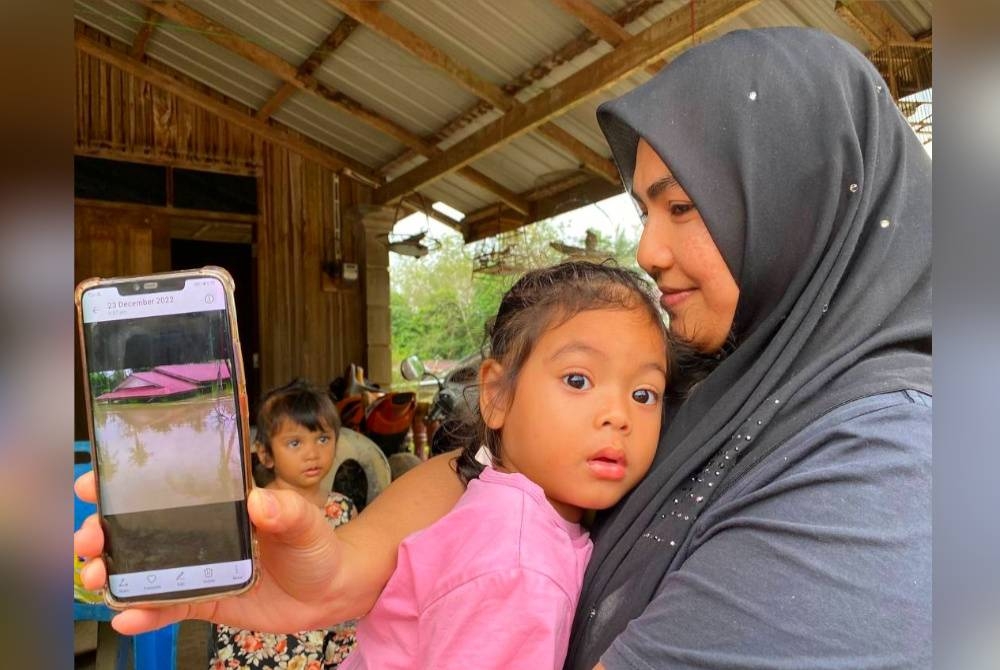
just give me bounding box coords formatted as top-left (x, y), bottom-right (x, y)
top-left (563, 373), bottom-right (591, 390)
top-left (286, 439), bottom-right (300, 449)
top-left (638, 211), bottom-right (649, 226)
top-left (632, 388), bottom-right (660, 405)
top-left (318, 435), bottom-right (330, 444)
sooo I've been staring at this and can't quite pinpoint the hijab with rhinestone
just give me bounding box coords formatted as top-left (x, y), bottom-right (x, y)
top-left (565, 27), bottom-right (931, 667)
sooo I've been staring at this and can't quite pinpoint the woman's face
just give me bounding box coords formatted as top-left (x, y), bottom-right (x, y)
top-left (632, 139), bottom-right (739, 353)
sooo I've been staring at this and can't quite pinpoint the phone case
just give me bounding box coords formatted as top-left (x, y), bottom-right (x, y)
top-left (75, 266), bottom-right (259, 609)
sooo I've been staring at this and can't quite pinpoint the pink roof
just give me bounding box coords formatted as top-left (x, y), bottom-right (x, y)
top-left (97, 370), bottom-right (200, 401)
top-left (153, 361), bottom-right (231, 384)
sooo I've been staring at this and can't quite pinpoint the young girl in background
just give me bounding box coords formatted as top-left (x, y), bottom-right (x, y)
top-left (340, 260), bottom-right (670, 670)
top-left (210, 379), bottom-right (357, 669)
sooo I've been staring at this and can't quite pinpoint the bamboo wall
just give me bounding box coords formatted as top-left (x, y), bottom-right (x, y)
top-left (74, 28), bottom-right (372, 436)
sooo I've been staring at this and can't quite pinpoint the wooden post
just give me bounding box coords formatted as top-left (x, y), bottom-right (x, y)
top-left (346, 204), bottom-right (395, 389)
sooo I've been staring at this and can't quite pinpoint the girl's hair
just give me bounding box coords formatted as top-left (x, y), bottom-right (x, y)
top-left (255, 377), bottom-right (341, 455)
top-left (454, 260), bottom-right (670, 484)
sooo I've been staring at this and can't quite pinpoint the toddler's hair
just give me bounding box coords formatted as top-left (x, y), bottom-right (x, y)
top-left (254, 379), bottom-right (341, 484)
top-left (454, 260), bottom-right (669, 484)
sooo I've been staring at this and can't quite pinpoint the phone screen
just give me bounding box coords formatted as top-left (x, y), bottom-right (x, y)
top-left (80, 275), bottom-right (253, 602)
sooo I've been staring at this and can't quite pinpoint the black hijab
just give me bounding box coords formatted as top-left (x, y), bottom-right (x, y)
top-left (567, 27), bottom-right (930, 667)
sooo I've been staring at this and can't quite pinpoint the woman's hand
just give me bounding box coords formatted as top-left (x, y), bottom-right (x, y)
top-left (73, 450), bottom-right (465, 635)
top-left (74, 471), bottom-right (353, 634)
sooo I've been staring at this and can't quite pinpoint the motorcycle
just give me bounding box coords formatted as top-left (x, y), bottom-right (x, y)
top-left (330, 362), bottom-right (417, 457)
top-left (322, 363), bottom-right (416, 511)
top-left (400, 352), bottom-right (481, 456)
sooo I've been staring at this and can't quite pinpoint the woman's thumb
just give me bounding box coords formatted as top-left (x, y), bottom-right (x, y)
top-left (247, 487), bottom-right (319, 538)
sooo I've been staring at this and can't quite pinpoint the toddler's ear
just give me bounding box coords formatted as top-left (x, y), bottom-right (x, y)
top-left (256, 442), bottom-right (274, 469)
top-left (479, 359), bottom-right (508, 431)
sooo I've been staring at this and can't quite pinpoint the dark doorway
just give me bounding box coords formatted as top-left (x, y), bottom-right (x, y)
top-left (171, 239), bottom-right (259, 421)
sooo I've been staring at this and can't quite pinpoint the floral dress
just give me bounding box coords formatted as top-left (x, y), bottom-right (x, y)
top-left (209, 493), bottom-right (357, 669)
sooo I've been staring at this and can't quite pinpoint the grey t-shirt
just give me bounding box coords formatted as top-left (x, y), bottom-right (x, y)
top-left (601, 390), bottom-right (931, 669)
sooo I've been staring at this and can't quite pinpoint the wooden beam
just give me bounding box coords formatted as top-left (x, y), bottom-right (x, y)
top-left (550, 0), bottom-right (664, 75)
top-left (328, 0), bottom-right (617, 184)
top-left (553, 0), bottom-right (632, 44)
top-left (136, 1), bottom-right (302, 81)
top-left (462, 172), bottom-right (603, 227)
top-left (379, 0), bottom-right (663, 177)
top-left (129, 8), bottom-right (161, 59)
top-left (399, 196), bottom-right (465, 234)
top-left (374, 0), bottom-right (758, 205)
top-left (256, 16), bottom-right (359, 121)
top-left (464, 176), bottom-right (623, 243)
top-left (536, 124), bottom-right (619, 184)
top-left (835, 0), bottom-right (914, 50)
top-left (454, 168), bottom-right (530, 214)
top-left (255, 84), bottom-right (297, 121)
top-left (325, 0), bottom-right (512, 111)
top-left (75, 34), bottom-right (374, 178)
top-left (137, 1), bottom-right (526, 213)
top-left (75, 145), bottom-right (260, 176)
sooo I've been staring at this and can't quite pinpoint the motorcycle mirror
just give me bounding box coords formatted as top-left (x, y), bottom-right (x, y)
top-left (400, 355), bottom-right (426, 381)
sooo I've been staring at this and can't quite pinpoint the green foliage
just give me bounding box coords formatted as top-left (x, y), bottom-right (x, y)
top-left (88, 368), bottom-right (129, 396)
top-left (390, 213), bottom-right (640, 386)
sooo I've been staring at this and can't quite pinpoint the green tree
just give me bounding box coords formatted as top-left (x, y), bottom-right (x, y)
top-left (389, 215), bottom-right (639, 386)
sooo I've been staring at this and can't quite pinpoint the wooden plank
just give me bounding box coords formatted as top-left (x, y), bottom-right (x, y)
top-left (75, 34), bottom-right (375, 179)
top-left (835, 0), bottom-right (914, 49)
top-left (129, 8), bottom-right (161, 59)
top-left (74, 198), bottom-right (259, 224)
top-left (374, 0), bottom-right (759, 205)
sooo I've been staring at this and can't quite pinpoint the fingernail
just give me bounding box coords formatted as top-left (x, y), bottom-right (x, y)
top-left (256, 489), bottom-right (278, 519)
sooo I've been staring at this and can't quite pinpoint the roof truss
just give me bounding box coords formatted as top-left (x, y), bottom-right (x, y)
top-left (372, 0), bottom-right (759, 206)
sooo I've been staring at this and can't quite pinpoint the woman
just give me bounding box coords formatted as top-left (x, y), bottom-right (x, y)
top-left (75, 27), bottom-right (931, 668)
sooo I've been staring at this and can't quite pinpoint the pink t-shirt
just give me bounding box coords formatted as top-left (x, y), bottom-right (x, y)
top-left (340, 466), bottom-right (593, 670)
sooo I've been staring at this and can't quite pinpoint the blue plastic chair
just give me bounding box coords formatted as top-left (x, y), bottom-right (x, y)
top-left (74, 440), bottom-right (179, 670)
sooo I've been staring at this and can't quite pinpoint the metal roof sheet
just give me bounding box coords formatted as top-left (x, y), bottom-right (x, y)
top-left (75, 0), bottom-right (932, 235)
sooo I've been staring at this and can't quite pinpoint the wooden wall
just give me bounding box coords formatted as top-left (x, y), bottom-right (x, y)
top-left (74, 29), bottom-right (372, 434)
top-left (76, 26), bottom-right (259, 175)
top-left (256, 143), bottom-right (367, 392)
top-left (74, 204), bottom-right (172, 439)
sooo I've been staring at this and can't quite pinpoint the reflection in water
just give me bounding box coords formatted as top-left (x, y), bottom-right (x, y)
top-left (99, 447), bottom-right (120, 484)
top-left (128, 432), bottom-right (150, 468)
top-left (93, 396), bottom-right (244, 515)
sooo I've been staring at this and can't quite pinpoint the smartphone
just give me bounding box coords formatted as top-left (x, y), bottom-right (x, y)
top-left (75, 267), bottom-right (257, 608)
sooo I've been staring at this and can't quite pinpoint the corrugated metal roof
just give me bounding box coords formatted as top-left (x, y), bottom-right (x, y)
top-left (74, 0), bottom-right (932, 231)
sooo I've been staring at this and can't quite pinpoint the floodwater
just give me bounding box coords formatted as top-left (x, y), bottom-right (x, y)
top-left (92, 396), bottom-right (245, 515)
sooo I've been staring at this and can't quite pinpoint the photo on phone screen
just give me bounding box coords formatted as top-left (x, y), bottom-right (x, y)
top-left (80, 274), bottom-right (253, 603)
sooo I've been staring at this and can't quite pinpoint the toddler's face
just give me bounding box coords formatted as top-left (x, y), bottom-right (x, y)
top-left (483, 306), bottom-right (666, 522)
top-left (261, 418), bottom-right (336, 493)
